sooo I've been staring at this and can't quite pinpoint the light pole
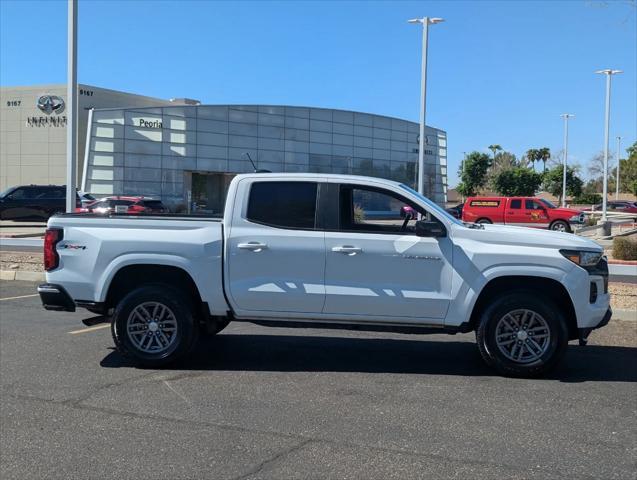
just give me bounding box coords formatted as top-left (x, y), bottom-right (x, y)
top-left (560, 114), bottom-right (574, 207)
top-left (615, 136), bottom-right (622, 200)
top-left (66, 0), bottom-right (78, 213)
top-left (595, 69), bottom-right (622, 222)
top-left (408, 16), bottom-right (444, 195)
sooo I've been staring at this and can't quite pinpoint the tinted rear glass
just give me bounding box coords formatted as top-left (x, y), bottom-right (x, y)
top-left (510, 199), bottom-right (521, 209)
top-left (247, 182), bottom-right (317, 229)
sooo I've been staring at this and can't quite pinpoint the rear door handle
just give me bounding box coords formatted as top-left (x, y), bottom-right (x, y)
top-left (237, 242), bottom-right (268, 252)
top-left (332, 245), bottom-right (362, 255)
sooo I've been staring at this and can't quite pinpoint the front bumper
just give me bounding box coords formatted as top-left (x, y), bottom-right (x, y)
top-left (578, 307), bottom-right (612, 345)
top-left (37, 283), bottom-right (75, 312)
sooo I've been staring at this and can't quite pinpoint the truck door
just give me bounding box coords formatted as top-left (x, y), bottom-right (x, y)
top-left (226, 179), bottom-right (326, 315)
top-left (322, 183), bottom-right (452, 322)
top-left (504, 198), bottom-right (524, 225)
top-left (523, 199), bottom-right (550, 228)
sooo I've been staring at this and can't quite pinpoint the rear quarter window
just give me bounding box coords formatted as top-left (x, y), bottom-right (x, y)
top-left (247, 181), bottom-right (318, 229)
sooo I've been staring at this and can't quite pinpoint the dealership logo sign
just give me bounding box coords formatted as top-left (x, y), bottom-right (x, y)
top-left (37, 95), bottom-right (65, 115)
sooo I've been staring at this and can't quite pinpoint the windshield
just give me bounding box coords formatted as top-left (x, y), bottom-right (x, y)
top-left (538, 198), bottom-right (557, 209)
top-left (399, 184), bottom-right (463, 226)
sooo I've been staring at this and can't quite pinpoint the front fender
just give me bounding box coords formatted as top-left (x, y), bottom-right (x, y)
top-left (445, 263), bottom-right (572, 328)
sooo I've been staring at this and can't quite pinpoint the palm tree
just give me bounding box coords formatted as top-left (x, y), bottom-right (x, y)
top-left (525, 149), bottom-right (539, 170)
top-left (538, 147), bottom-right (551, 173)
top-left (488, 144), bottom-right (502, 168)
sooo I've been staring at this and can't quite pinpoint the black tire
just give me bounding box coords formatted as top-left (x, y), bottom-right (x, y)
top-left (476, 291), bottom-right (568, 377)
top-left (476, 218), bottom-right (492, 224)
top-left (111, 285), bottom-right (199, 367)
top-left (550, 220), bottom-right (571, 233)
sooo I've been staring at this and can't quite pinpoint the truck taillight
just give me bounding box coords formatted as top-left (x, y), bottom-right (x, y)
top-left (44, 228), bottom-right (63, 271)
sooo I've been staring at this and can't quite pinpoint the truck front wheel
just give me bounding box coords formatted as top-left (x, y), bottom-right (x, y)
top-left (111, 285), bottom-right (199, 367)
top-left (550, 220), bottom-right (571, 232)
top-left (475, 292), bottom-right (568, 377)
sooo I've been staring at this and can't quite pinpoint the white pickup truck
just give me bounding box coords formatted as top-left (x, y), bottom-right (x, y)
top-left (38, 173), bottom-right (611, 377)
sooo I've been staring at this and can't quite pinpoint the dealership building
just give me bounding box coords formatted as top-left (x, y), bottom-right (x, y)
top-left (1, 84), bottom-right (448, 211)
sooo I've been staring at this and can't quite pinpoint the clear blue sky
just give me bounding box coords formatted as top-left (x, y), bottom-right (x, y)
top-left (1, 0), bottom-right (635, 186)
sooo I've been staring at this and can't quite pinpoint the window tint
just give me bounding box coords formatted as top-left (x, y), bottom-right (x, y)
top-left (247, 181), bottom-right (317, 229)
top-left (510, 199), bottom-right (522, 209)
top-left (525, 199), bottom-right (544, 210)
top-left (106, 200), bottom-right (133, 207)
top-left (6, 188), bottom-right (29, 200)
top-left (339, 185), bottom-right (434, 235)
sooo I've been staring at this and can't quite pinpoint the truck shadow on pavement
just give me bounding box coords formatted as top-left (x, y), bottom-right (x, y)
top-left (101, 333), bottom-right (637, 383)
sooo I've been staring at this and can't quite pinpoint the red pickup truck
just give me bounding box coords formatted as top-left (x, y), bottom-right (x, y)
top-left (462, 197), bottom-right (584, 232)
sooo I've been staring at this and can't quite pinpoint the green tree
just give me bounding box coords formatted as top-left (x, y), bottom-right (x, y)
top-left (493, 167), bottom-right (543, 196)
top-left (538, 147), bottom-right (551, 173)
top-left (542, 165), bottom-right (583, 204)
top-left (525, 148), bottom-right (539, 170)
top-left (488, 144), bottom-right (502, 169)
top-left (616, 141), bottom-right (637, 193)
top-left (456, 151), bottom-right (492, 197)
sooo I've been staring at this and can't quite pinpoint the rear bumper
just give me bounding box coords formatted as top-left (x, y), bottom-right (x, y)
top-left (37, 283), bottom-right (75, 312)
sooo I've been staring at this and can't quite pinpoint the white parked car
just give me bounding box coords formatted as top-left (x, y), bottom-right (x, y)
top-left (38, 173), bottom-right (611, 377)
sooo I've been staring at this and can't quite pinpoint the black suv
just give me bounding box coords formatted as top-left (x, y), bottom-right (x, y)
top-left (0, 185), bottom-right (80, 220)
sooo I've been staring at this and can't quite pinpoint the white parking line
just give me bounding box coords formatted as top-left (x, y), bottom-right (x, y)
top-left (0, 293), bottom-right (39, 301)
top-left (68, 324), bottom-right (110, 335)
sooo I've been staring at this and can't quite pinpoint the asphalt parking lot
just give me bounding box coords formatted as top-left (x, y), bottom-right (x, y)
top-left (1, 280), bottom-right (636, 479)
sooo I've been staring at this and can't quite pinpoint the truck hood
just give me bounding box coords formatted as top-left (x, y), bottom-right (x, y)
top-left (550, 207), bottom-right (582, 217)
top-left (458, 223), bottom-right (602, 251)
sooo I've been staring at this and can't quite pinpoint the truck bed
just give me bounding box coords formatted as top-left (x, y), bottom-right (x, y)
top-left (45, 214), bottom-right (228, 315)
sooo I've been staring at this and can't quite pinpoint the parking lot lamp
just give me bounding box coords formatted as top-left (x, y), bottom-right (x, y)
top-left (595, 69), bottom-right (622, 222)
top-left (66, 0), bottom-right (78, 213)
top-left (560, 114), bottom-right (574, 207)
top-left (615, 136), bottom-right (622, 200)
top-left (408, 16), bottom-right (444, 195)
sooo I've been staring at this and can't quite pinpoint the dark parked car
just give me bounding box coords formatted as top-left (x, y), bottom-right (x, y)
top-left (445, 203), bottom-right (464, 219)
top-left (76, 196), bottom-right (167, 215)
top-left (0, 185), bottom-right (79, 220)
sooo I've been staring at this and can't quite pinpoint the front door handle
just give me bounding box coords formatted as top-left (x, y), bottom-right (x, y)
top-left (237, 242), bottom-right (268, 252)
top-left (332, 245), bottom-right (362, 255)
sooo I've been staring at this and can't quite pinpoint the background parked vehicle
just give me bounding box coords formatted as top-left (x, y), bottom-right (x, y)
top-left (76, 196), bottom-right (167, 215)
top-left (77, 191), bottom-right (96, 208)
top-left (592, 201), bottom-right (637, 215)
top-left (462, 196), bottom-right (584, 232)
top-left (445, 203), bottom-right (464, 219)
top-left (0, 185), bottom-right (80, 220)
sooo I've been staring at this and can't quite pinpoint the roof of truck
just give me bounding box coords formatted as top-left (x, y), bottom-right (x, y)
top-left (234, 172), bottom-right (403, 186)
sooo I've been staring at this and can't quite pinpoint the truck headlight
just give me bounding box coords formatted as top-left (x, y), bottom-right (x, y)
top-left (569, 214), bottom-right (582, 223)
top-left (560, 249), bottom-right (603, 267)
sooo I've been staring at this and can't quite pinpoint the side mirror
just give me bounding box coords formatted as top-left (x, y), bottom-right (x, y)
top-left (415, 220), bottom-right (446, 238)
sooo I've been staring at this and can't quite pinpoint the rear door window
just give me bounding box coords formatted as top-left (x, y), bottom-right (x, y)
top-left (510, 199), bottom-right (522, 209)
top-left (247, 181), bottom-right (318, 229)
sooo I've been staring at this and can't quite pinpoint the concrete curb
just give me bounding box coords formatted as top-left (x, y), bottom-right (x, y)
top-left (613, 309), bottom-right (637, 322)
top-left (0, 270), bottom-right (45, 282)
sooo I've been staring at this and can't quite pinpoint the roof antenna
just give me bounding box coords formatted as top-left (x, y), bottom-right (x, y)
top-left (243, 152), bottom-right (271, 173)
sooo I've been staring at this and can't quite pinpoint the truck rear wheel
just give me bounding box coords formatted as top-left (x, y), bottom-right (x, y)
top-left (475, 291), bottom-right (568, 377)
top-left (476, 218), bottom-right (492, 224)
top-left (111, 285), bottom-right (199, 367)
